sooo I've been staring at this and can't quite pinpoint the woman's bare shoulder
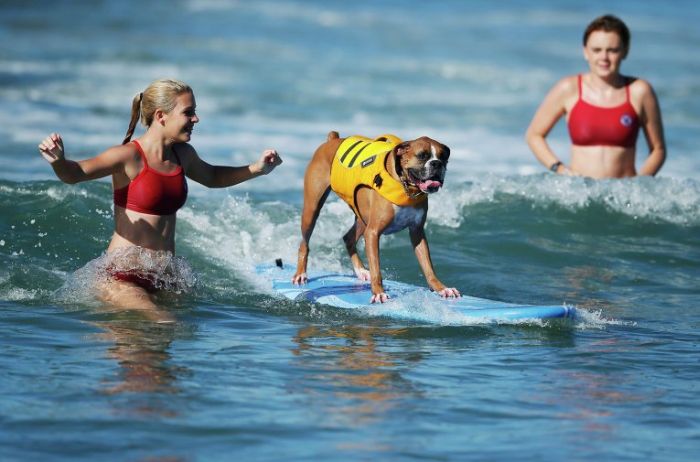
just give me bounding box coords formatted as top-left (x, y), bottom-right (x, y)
top-left (629, 77), bottom-right (655, 94)
top-left (95, 142), bottom-right (140, 163)
top-left (172, 142), bottom-right (200, 168)
top-left (539, 75), bottom-right (579, 108)
top-left (628, 77), bottom-right (659, 106)
top-left (548, 74), bottom-right (579, 99)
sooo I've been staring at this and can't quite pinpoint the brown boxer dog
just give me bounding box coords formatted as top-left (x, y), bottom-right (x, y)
top-left (292, 131), bottom-right (460, 303)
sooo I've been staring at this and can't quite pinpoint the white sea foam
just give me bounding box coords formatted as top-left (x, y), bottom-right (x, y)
top-left (427, 174), bottom-right (700, 228)
top-left (1, 288), bottom-right (44, 302)
top-left (363, 299), bottom-right (630, 328)
top-left (179, 194), bottom-right (354, 276)
top-left (572, 306), bottom-right (635, 329)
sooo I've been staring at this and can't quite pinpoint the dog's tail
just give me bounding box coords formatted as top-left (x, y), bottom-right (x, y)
top-left (327, 131), bottom-right (340, 141)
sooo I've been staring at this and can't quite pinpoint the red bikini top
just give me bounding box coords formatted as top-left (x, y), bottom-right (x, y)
top-left (113, 140), bottom-right (188, 216)
top-left (568, 75), bottom-right (640, 148)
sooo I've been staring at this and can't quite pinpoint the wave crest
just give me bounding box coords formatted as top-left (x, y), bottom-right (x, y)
top-left (429, 175), bottom-right (700, 228)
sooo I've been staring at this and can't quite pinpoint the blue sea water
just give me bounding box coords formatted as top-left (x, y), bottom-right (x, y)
top-left (1, 1), bottom-right (699, 461)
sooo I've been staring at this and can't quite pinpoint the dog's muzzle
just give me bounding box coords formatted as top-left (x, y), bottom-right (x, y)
top-left (409, 160), bottom-right (445, 193)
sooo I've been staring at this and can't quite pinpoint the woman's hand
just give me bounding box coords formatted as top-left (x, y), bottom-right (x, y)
top-left (253, 149), bottom-right (283, 175)
top-left (555, 164), bottom-right (578, 176)
top-left (38, 133), bottom-right (65, 164)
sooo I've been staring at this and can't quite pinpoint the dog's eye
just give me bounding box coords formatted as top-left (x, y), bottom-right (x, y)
top-left (417, 152), bottom-right (430, 161)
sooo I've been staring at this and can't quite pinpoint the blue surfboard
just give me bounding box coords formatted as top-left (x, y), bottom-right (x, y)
top-left (257, 264), bottom-right (575, 323)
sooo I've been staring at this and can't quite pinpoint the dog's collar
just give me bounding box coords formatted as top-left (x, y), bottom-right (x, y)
top-left (402, 181), bottom-right (427, 199)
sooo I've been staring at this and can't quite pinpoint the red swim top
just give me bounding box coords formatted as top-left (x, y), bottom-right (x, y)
top-left (113, 140), bottom-right (188, 215)
top-left (568, 75), bottom-right (640, 148)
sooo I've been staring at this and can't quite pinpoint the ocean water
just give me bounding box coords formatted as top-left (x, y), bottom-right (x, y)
top-left (1, 1), bottom-right (699, 461)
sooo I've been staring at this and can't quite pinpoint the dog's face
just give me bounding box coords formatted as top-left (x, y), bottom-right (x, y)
top-left (395, 137), bottom-right (450, 194)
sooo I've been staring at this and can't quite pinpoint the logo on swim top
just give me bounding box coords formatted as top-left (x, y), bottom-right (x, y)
top-left (620, 114), bottom-right (633, 127)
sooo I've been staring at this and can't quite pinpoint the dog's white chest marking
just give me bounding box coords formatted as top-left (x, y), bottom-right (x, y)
top-left (383, 206), bottom-right (425, 235)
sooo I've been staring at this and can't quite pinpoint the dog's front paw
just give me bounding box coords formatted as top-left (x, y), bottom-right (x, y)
top-left (370, 292), bottom-right (390, 304)
top-left (291, 272), bottom-right (308, 285)
top-left (353, 266), bottom-right (371, 281)
top-left (438, 287), bottom-right (461, 298)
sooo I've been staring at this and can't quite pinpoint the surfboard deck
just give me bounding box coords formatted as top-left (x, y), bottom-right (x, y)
top-left (257, 264), bottom-right (575, 323)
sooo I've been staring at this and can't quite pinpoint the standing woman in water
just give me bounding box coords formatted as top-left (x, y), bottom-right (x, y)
top-left (526, 14), bottom-right (666, 178)
top-left (39, 79), bottom-right (282, 314)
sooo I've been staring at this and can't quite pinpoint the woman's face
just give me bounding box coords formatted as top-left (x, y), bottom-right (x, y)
top-left (164, 91), bottom-right (199, 143)
top-left (583, 30), bottom-right (627, 78)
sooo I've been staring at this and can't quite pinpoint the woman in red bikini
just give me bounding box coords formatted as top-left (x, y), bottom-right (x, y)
top-left (526, 15), bottom-right (666, 179)
top-left (38, 79), bottom-right (282, 315)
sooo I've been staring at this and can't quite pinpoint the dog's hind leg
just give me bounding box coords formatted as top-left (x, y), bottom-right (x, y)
top-left (292, 157), bottom-right (333, 284)
top-left (343, 219), bottom-right (370, 281)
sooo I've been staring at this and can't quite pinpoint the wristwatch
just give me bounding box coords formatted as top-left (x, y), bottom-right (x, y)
top-left (549, 161), bottom-right (562, 173)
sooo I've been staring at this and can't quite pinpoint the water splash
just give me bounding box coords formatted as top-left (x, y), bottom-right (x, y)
top-left (56, 247), bottom-right (197, 306)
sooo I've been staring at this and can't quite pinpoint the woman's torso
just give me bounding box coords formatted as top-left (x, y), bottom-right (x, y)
top-left (565, 74), bottom-right (641, 178)
top-left (109, 140), bottom-right (188, 252)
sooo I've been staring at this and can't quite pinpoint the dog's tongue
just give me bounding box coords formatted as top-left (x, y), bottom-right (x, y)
top-left (418, 180), bottom-right (442, 192)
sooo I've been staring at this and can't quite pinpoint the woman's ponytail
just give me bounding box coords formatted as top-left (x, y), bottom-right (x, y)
top-left (122, 92), bottom-right (143, 145)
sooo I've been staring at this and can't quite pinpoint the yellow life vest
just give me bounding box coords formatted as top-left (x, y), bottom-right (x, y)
top-left (330, 135), bottom-right (426, 218)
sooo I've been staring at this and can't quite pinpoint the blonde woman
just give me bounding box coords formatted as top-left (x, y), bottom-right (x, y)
top-left (526, 15), bottom-right (666, 178)
top-left (39, 79), bottom-right (282, 314)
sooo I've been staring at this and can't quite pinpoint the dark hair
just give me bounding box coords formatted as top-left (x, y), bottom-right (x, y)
top-left (583, 15), bottom-right (631, 53)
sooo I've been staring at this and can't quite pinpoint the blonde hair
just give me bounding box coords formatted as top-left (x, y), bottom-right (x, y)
top-left (122, 78), bottom-right (193, 145)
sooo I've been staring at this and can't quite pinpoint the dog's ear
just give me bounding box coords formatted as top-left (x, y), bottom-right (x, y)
top-left (440, 143), bottom-right (450, 162)
top-left (394, 141), bottom-right (412, 157)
